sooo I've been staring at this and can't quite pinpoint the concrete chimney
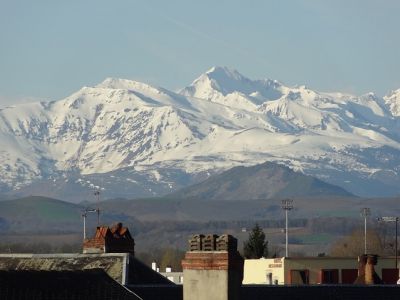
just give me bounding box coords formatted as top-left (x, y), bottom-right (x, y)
top-left (182, 234), bottom-right (244, 300)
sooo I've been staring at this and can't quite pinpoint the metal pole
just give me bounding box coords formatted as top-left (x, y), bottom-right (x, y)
top-left (286, 209), bottom-right (288, 257)
top-left (83, 214), bottom-right (86, 240)
top-left (94, 190), bottom-right (100, 225)
top-left (365, 215), bottom-right (367, 254)
top-left (82, 208), bottom-right (97, 241)
top-left (281, 199), bottom-right (293, 258)
top-left (361, 208), bottom-right (370, 254)
top-left (396, 218), bottom-right (398, 271)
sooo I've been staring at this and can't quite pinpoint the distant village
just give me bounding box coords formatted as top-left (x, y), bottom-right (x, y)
top-left (1, 197), bottom-right (400, 300)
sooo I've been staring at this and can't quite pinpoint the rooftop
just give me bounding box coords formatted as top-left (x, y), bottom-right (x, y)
top-left (0, 269), bottom-right (141, 300)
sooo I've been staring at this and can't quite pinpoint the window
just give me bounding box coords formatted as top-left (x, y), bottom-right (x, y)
top-left (321, 269), bottom-right (339, 284)
top-left (290, 270), bottom-right (309, 284)
top-left (341, 269), bottom-right (358, 284)
top-left (382, 269), bottom-right (398, 284)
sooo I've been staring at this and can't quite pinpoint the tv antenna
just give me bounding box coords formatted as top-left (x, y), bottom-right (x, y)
top-left (82, 208), bottom-right (97, 240)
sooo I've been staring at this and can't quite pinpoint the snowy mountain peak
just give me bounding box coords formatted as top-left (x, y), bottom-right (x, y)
top-left (198, 66), bottom-right (283, 96)
top-left (180, 66), bottom-right (284, 110)
top-left (384, 89), bottom-right (400, 116)
top-left (182, 66), bottom-right (251, 97)
top-left (0, 67), bottom-right (400, 201)
top-left (205, 66), bottom-right (248, 83)
top-left (96, 77), bottom-right (162, 94)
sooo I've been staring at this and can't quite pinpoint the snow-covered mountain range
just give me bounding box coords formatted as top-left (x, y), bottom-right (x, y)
top-left (1, 67), bottom-right (399, 201)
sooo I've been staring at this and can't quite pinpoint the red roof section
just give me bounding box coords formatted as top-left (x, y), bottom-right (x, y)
top-left (83, 223), bottom-right (135, 254)
top-left (95, 226), bottom-right (111, 239)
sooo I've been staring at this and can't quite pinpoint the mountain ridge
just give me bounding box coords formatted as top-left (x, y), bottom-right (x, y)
top-left (0, 66), bottom-right (399, 201)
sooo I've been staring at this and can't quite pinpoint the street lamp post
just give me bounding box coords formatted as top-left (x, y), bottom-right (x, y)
top-left (281, 199), bottom-right (294, 257)
top-left (361, 208), bottom-right (371, 254)
top-left (377, 216), bottom-right (399, 270)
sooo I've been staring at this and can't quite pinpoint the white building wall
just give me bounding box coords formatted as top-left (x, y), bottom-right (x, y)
top-left (243, 258), bottom-right (285, 285)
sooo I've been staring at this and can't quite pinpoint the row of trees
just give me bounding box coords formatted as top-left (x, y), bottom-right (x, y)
top-left (136, 247), bottom-right (186, 272)
top-left (330, 229), bottom-right (400, 257)
top-left (242, 223), bottom-right (398, 259)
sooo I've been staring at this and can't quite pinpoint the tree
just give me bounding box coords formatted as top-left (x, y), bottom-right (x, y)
top-left (243, 223), bottom-right (268, 258)
top-left (330, 229), bottom-right (384, 257)
top-left (159, 248), bottom-right (185, 272)
top-left (136, 247), bottom-right (186, 272)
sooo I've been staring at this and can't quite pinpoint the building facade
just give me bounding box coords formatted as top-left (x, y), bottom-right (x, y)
top-left (243, 256), bottom-right (399, 285)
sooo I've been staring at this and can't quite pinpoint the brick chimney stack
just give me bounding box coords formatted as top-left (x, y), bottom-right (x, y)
top-left (365, 255), bottom-right (382, 284)
top-left (83, 223), bottom-right (135, 254)
top-left (357, 255), bottom-right (367, 279)
top-left (182, 234), bottom-right (244, 300)
top-left (354, 254), bottom-right (383, 284)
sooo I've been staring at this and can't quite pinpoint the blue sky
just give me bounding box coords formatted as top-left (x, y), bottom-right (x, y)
top-left (1, 0), bottom-right (399, 106)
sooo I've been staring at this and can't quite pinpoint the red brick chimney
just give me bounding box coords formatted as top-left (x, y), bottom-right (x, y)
top-left (83, 223), bottom-right (135, 254)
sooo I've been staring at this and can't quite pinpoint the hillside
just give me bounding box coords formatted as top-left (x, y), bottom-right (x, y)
top-left (0, 196), bottom-right (145, 234)
top-left (170, 162), bottom-right (353, 200)
top-left (0, 196), bottom-right (84, 233)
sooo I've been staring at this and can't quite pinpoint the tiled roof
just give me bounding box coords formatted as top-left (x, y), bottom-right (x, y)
top-left (0, 253), bottom-right (128, 284)
top-left (96, 226), bottom-right (111, 239)
top-left (84, 224), bottom-right (135, 253)
top-left (0, 269), bottom-right (141, 300)
top-left (0, 253), bottom-right (174, 286)
top-left (127, 257), bottom-right (176, 285)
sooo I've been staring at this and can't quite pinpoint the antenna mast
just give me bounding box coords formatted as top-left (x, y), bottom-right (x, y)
top-left (82, 208), bottom-right (97, 240)
top-left (94, 189), bottom-right (101, 225)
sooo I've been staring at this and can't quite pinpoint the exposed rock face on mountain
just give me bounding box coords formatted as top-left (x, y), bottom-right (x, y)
top-left (170, 161), bottom-right (353, 200)
top-left (0, 67), bottom-right (399, 201)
